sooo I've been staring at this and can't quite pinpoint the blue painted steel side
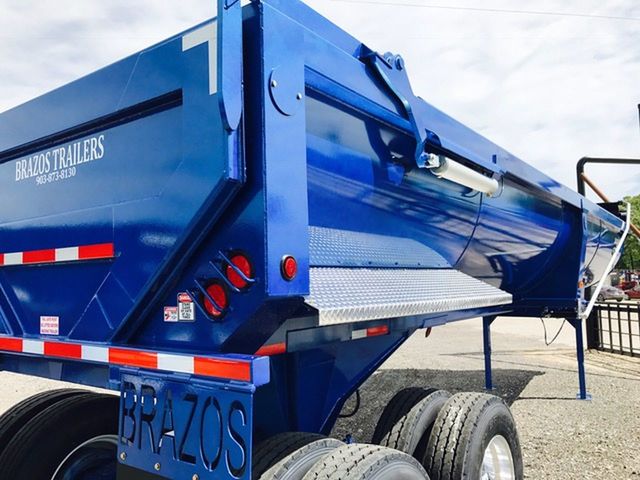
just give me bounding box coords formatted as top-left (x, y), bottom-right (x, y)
top-left (0, 0), bottom-right (627, 449)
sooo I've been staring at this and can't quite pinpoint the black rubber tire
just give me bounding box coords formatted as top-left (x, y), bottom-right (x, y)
top-left (372, 387), bottom-right (450, 462)
top-left (424, 392), bottom-right (523, 480)
top-left (0, 393), bottom-right (119, 479)
top-left (257, 436), bottom-right (344, 480)
top-left (302, 443), bottom-right (428, 480)
top-left (372, 387), bottom-right (435, 444)
top-left (253, 432), bottom-right (329, 479)
top-left (0, 388), bottom-right (89, 457)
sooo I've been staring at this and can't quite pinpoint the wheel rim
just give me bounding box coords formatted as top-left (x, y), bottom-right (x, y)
top-left (480, 435), bottom-right (515, 480)
top-left (52, 434), bottom-right (118, 480)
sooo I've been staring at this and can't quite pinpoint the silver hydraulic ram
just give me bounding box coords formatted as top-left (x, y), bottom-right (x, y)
top-left (427, 154), bottom-right (500, 196)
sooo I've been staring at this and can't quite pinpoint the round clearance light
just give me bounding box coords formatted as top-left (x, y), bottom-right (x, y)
top-left (204, 283), bottom-right (228, 318)
top-left (225, 253), bottom-right (253, 290)
top-left (281, 256), bottom-right (298, 281)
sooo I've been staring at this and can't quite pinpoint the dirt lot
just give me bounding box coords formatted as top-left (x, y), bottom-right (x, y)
top-left (1, 317), bottom-right (639, 479)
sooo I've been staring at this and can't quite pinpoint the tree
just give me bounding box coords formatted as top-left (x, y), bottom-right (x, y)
top-left (617, 194), bottom-right (640, 270)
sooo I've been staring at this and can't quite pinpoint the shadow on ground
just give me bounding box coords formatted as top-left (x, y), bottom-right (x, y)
top-left (332, 368), bottom-right (544, 443)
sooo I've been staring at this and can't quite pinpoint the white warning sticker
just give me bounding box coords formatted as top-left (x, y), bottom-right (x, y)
top-left (164, 307), bottom-right (178, 323)
top-left (40, 316), bottom-right (59, 335)
top-left (178, 293), bottom-right (196, 321)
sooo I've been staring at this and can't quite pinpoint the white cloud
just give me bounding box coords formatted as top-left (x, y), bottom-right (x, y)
top-left (1, 0), bottom-right (639, 199)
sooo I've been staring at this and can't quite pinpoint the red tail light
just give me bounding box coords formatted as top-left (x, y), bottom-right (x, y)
top-left (281, 256), bottom-right (297, 281)
top-left (204, 283), bottom-right (228, 318)
top-left (225, 253), bottom-right (253, 290)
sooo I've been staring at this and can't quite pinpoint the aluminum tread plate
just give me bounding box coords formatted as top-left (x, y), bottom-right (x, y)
top-left (306, 267), bottom-right (513, 325)
top-left (309, 226), bottom-right (450, 268)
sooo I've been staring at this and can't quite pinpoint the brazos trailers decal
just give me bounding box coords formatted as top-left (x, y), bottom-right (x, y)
top-left (15, 134), bottom-right (105, 185)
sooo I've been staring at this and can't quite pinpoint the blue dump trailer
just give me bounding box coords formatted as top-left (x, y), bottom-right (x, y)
top-left (0, 1), bottom-right (628, 479)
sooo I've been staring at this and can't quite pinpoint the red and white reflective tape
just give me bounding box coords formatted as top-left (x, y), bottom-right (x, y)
top-left (0, 243), bottom-right (114, 267)
top-left (351, 325), bottom-right (390, 340)
top-left (0, 336), bottom-right (252, 383)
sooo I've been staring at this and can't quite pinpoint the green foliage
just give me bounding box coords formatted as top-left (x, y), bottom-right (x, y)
top-left (617, 194), bottom-right (640, 270)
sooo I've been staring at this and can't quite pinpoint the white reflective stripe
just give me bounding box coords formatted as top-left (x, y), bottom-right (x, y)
top-left (4, 252), bottom-right (22, 265)
top-left (55, 247), bottom-right (79, 262)
top-left (157, 353), bottom-right (194, 374)
top-left (82, 345), bottom-right (109, 363)
top-left (182, 21), bottom-right (218, 95)
top-left (23, 339), bottom-right (44, 355)
top-left (351, 330), bottom-right (367, 340)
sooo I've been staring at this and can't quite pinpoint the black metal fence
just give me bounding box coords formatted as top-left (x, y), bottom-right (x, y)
top-left (590, 301), bottom-right (640, 357)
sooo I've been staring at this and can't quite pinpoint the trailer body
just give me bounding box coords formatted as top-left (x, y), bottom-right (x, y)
top-left (0, 1), bottom-right (624, 478)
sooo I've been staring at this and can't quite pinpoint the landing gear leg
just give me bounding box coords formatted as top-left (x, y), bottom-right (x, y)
top-left (483, 316), bottom-right (497, 391)
top-left (567, 318), bottom-right (592, 400)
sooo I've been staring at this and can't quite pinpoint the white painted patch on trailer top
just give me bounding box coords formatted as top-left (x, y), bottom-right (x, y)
top-left (182, 21), bottom-right (218, 95)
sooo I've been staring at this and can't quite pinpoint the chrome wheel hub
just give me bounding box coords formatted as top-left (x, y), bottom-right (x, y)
top-left (480, 435), bottom-right (515, 480)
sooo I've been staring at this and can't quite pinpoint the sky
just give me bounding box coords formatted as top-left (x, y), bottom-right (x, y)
top-left (1, 0), bottom-right (639, 200)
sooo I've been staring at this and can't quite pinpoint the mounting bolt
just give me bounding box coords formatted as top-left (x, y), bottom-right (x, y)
top-left (271, 79), bottom-right (278, 88)
top-left (296, 92), bottom-right (303, 100)
top-left (154, 463), bottom-right (161, 471)
top-left (395, 55), bottom-right (405, 70)
top-left (119, 452), bottom-right (126, 462)
top-left (192, 475), bottom-right (200, 480)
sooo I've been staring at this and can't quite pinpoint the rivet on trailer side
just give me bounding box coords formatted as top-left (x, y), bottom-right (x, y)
top-left (0, 0), bottom-right (628, 479)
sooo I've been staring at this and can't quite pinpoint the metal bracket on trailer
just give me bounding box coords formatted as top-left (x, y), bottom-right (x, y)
top-left (360, 47), bottom-right (438, 169)
top-left (361, 46), bottom-right (503, 195)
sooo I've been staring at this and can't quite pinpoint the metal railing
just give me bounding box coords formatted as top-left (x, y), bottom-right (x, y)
top-left (592, 301), bottom-right (640, 357)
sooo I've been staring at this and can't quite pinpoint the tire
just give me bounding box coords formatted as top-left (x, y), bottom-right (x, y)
top-left (257, 436), bottom-right (344, 480)
top-left (372, 388), bottom-right (450, 462)
top-left (253, 432), bottom-right (331, 479)
top-left (302, 443), bottom-right (428, 480)
top-left (372, 387), bottom-right (435, 444)
top-left (0, 388), bottom-right (89, 458)
top-left (0, 393), bottom-right (119, 479)
top-left (424, 392), bottom-right (523, 480)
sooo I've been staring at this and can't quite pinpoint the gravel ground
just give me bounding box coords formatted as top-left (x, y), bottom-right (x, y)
top-left (1, 317), bottom-right (639, 479)
top-left (332, 317), bottom-right (640, 479)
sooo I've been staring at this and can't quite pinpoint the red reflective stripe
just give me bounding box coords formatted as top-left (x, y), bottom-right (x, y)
top-left (366, 326), bottom-right (389, 337)
top-left (44, 342), bottom-right (82, 359)
top-left (23, 249), bottom-right (56, 264)
top-left (0, 254), bottom-right (4, 266)
top-left (194, 357), bottom-right (251, 382)
top-left (0, 337), bottom-right (22, 352)
top-left (109, 348), bottom-right (157, 369)
top-left (79, 243), bottom-right (114, 260)
top-left (255, 342), bottom-right (287, 357)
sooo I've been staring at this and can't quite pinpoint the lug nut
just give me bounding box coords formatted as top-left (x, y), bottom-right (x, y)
top-left (154, 463), bottom-right (161, 471)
